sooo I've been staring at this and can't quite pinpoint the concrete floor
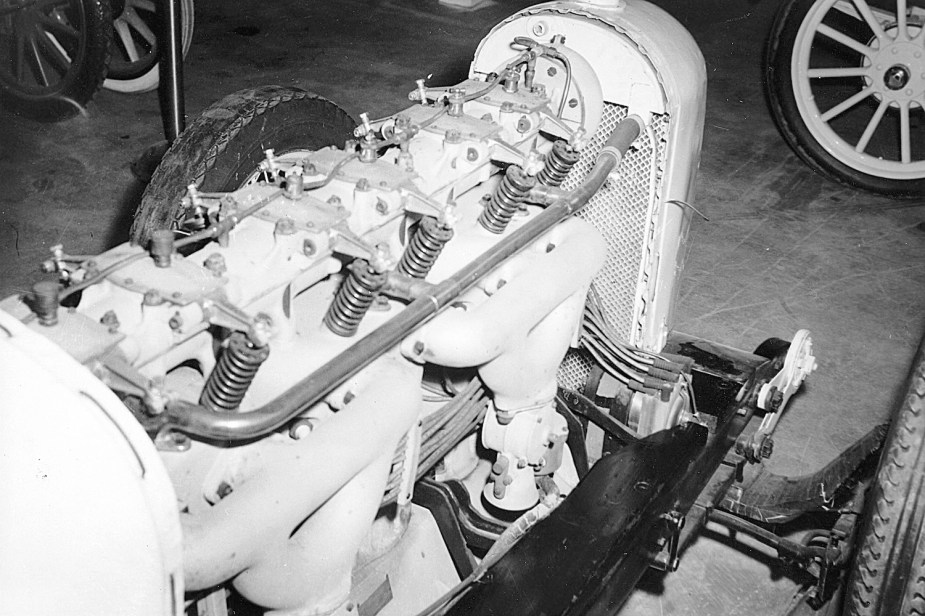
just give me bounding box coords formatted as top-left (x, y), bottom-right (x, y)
top-left (1, 0), bottom-right (923, 613)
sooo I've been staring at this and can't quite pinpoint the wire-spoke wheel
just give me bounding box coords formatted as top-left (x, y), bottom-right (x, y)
top-left (103, 0), bottom-right (193, 93)
top-left (0, 0), bottom-right (111, 121)
top-left (767, 0), bottom-right (925, 197)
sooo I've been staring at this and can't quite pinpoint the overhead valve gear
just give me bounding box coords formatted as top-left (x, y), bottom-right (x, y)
top-left (478, 165), bottom-right (536, 234)
top-left (324, 259), bottom-right (389, 337)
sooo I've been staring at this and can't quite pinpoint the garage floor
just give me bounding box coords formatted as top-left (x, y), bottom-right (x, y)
top-left (1, 0), bottom-right (923, 614)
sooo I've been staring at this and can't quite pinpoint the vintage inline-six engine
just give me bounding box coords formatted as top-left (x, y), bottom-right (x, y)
top-left (0, 2), bottom-right (743, 615)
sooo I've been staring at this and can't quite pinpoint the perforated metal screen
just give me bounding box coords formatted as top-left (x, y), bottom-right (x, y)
top-left (557, 104), bottom-right (670, 391)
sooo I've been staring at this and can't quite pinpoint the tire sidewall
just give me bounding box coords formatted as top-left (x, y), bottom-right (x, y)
top-left (130, 86), bottom-right (356, 245)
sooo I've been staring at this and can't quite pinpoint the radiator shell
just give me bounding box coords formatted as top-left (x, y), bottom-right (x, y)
top-left (471, 0), bottom-right (707, 388)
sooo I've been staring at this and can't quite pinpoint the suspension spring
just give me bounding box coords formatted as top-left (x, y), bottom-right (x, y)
top-left (324, 259), bottom-right (388, 337)
top-left (478, 165), bottom-right (536, 234)
top-left (537, 140), bottom-right (580, 187)
top-left (200, 332), bottom-right (270, 413)
top-left (397, 217), bottom-right (454, 279)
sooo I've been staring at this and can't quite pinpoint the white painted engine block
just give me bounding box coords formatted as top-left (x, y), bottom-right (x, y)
top-left (0, 2), bottom-right (707, 614)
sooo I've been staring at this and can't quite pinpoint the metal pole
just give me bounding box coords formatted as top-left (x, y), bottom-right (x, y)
top-left (160, 0), bottom-right (185, 141)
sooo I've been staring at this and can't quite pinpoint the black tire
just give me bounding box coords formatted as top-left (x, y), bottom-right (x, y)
top-left (765, 0), bottom-right (925, 198)
top-left (844, 337), bottom-right (925, 615)
top-left (130, 85), bottom-right (356, 246)
top-left (0, 0), bottom-right (112, 121)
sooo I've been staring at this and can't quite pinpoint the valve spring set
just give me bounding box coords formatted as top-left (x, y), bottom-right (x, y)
top-left (478, 165), bottom-right (536, 234)
top-left (324, 259), bottom-right (388, 337)
top-left (200, 332), bottom-right (270, 412)
top-left (397, 217), bottom-right (454, 279)
top-left (537, 140), bottom-right (580, 187)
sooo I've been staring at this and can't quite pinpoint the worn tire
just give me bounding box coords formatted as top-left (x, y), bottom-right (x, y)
top-left (0, 0), bottom-right (113, 121)
top-left (130, 85), bottom-right (356, 246)
top-left (765, 0), bottom-right (925, 198)
top-left (844, 337), bottom-right (925, 615)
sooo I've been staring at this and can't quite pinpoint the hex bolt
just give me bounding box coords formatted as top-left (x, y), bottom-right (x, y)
top-left (759, 435), bottom-right (775, 459)
top-left (203, 253), bottom-right (227, 277)
top-left (303, 239), bottom-right (317, 256)
top-left (356, 177), bottom-right (370, 191)
top-left (150, 229), bottom-right (175, 268)
top-left (274, 217), bottom-right (297, 236)
top-left (285, 171), bottom-right (304, 199)
top-left (31, 280), bottom-right (60, 327)
top-left (100, 310), bottom-right (120, 333)
top-left (445, 129), bottom-right (462, 144)
top-left (168, 312), bottom-right (183, 331)
top-left (375, 199), bottom-right (389, 215)
top-left (516, 116), bottom-right (532, 133)
top-left (143, 289), bottom-right (165, 306)
top-left (767, 386), bottom-right (784, 411)
top-left (447, 88), bottom-right (466, 116)
top-left (289, 419), bottom-right (314, 440)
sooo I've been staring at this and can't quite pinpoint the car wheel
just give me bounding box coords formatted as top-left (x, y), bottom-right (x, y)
top-left (766, 0), bottom-right (925, 197)
top-left (0, 0), bottom-right (112, 121)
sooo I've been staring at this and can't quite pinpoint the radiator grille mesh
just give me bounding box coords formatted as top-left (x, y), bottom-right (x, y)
top-left (557, 104), bottom-right (670, 391)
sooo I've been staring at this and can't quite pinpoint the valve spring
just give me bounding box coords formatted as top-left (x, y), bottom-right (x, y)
top-left (323, 259), bottom-right (388, 337)
top-left (536, 140), bottom-right (580, 187)
top-left (200, 332), bottom-right (270, 413)
top-left (478, 165), bottom-right (536, 234)
top-left (397, 216), bottom-right (454, 279)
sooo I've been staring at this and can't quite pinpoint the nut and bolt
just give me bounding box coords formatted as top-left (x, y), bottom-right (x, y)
top-left (143, 289), bottom-right (165, 306)
top-left (767, 386), bottom-right (784, 411)
top-left (149, 229), bottom-right (175, 268)
top-left (355, 178), bottom-right (370, 191)
top-left (303, 239), bottom-right (317, 256)
top-left (759, 435), bottom-right (775, 459)
top-left (100, 310), bottom-right (120, 333)
top-left (285, 171), bottom-right (304, 199)
top-left (274, 217), bottom-right (297, 236)
top-left (168, 312), bottom-right (183, 331)
top-left (31, 280), bottom-right (60, 327)
top-left (289, 418), bottom-right (315, 440)
top-left (466, 148), bottom-right (479, 162)
top-left (203, 253), bottom-right (227, 277)
top-left (445, 129), bottom-right (462, 144)
top-left (516, 116), bottom-right (532, 133)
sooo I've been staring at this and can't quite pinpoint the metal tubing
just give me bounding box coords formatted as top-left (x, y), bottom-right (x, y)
top-left (160, 0), bottom-right (185, 141)
top-left (158, 116), bottom-right (644, 442)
